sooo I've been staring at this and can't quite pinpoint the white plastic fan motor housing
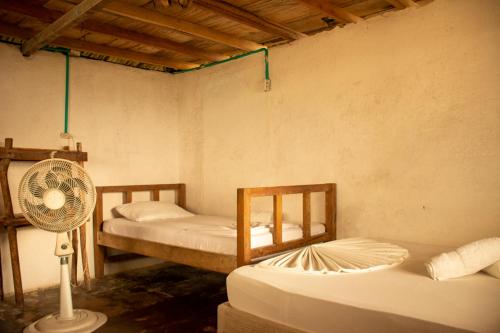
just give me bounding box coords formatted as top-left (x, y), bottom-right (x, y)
top-left (43, 188), bottom-right (66, 210)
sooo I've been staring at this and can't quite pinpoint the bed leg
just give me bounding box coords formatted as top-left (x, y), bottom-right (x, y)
top-left (94, 244), bottom-right (105, 279)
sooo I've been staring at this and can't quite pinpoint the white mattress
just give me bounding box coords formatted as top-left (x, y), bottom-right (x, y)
top-left (227, 240), bottom-right (500, 333)
top-left (103, 215), bottom-right (325, 256)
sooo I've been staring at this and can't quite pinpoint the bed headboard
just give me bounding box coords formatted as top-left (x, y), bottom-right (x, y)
top-left (237, 183), bottom-right (336, 266)
top-left (93, 183), bottom-right (186, 235)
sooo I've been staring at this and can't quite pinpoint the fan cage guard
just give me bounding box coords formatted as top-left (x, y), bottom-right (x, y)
top-left (18, 158), bottom-right (96, 233)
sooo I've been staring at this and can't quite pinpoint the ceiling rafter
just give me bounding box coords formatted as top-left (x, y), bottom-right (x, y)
top-left (0, 21), bottom-right (198, 69)
top-left (192, 0), bottom-right (306, 41)
top-left (385, 0), bottom-right (418, 8)
top-left (102, 1), bottom-right (265, 51)
top-left (0, 1), bottom-right (226, 62)
top-left (397, 0), bottom-right (419, 7)
top-left (299, 0), bottom-right (363, 24)
top-left (384, 0), bottom-right (405, 9)
top-left (21, 0), bottom-right (106, 56)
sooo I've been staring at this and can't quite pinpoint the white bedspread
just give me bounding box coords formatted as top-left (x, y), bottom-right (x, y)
top-left (227, 240), bottom-right (500, 333)
top-left (103, 215), bottom-right (325, 255)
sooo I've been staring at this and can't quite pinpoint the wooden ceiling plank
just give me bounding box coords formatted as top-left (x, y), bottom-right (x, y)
top-left (55, 36), bottom-right (199, 69)
top-left (102, 1), bottom-right (265, 51)
top-left (299, 0), bottom-right (363, 24)
top-left (81, 21), bottom-right (225, 61)
top-left (0, 1), bottom-right (225, 62)
top-left (192, 0), bottom-right (306, 41)
top-left (21, 0), bottom-right (106, 56)
top-left (0, 21), bottom-right (198, 70)
top-left (153, 0), bottom-right (171, 9)
top-left (384, 0), bottom-right (405, 9)
top-left (397, 0), bottom-right (419, 7)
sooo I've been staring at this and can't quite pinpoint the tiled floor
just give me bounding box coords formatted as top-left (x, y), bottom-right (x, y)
top-left (0, 263), bottom-right (228, 333)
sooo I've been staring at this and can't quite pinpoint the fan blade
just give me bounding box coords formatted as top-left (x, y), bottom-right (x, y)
top-left (28, 183), bottom-right (44, 199)
top-left (44, 171), bottom-right (60, 189)
top-left (51, 165), bottom-right (71, 177)
top-left (28, 171), bottom-right (39, 186)
top-left (64, 196), bottom-right (82, 216)
top-left (27, 171), bottom-right (44, 198)
top-left (59, 180), bottom-right (73, 194)
top-left (25, 199), bottom-right (49, 215)
top-left (64, 191), bottom-right (75, 203)
top-left (73, 178), bottom-right (88, 193)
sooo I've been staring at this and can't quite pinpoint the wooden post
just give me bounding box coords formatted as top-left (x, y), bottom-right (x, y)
top-left (273, 195), bottom-right (282, 244)
top-left (124, 191), bottom-right (132, 203)
top-left (0, 139), bottom-right (14, 218)
top-left (93, 188), bottom-right (105, 279)
top-left (152, 189), bottom-right (160, 201)
top-left (63, 146), bottom-right (79, 286)
top-left (0, 138), bottom-right (24, 306)
top-left (177, 183), bottom-right (186, 209)
top-left (0, 229), bottom-right (2, 301)
top-left (76, 142), bottom-right (91, 290)
top-left (236, 188), bottom-right (251, 267)
top-left (325, 184), bottom-right (336, 240)
top-left (302, 192), bottom-right (311, 239)
top-left (7, 226), bottom-right (23, 306)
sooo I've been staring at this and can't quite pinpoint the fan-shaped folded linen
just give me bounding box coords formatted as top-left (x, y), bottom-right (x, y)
top-left (257, 238), bottom-right (409, 274)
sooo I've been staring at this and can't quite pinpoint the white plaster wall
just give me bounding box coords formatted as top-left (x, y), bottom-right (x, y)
top-left (0, 44), bottom-right (179, 295)
top-left (179, 0), bottom-right (500, 246)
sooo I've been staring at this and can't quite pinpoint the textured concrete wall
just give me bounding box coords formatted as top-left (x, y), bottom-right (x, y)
top-left (179, 0), bottom-right (500, 245)
top-left (0, 44), bottom-right (178, 294)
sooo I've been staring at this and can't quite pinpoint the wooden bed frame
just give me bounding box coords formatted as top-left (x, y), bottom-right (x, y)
top-left (93, 183), bottom-right (336, 278)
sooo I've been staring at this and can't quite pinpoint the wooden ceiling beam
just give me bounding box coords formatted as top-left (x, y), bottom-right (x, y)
top-left (0, 1), bottom-right (225, 62)
top-left (21, 0), bottom-right (106, 56)
top-left (192, 0), bottom-right (306, 41)
top-left (0, 22), bottom-right (199, 70)
top-left (102, 1), bottom-right (265, 51)
top-left (299, 0), bottom-right (362, 24)
top-left (384, 0), bottom-right (405, 9)
top-left (81, 21), bottom-right (225, 61)
top-left (385, 0), bottom-right (418, 8)
top-left (397, 0), bottom-right (419, 7)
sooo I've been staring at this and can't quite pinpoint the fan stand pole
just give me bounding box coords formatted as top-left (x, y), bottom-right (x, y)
top-left (59, 256), bottom-right (74, 320)
top-left (24, 232), bottom-right (107, 332)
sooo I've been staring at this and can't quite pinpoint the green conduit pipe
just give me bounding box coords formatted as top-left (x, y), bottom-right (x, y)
top-left (43, 46), bottom-right (71, 134)
top-left (64, 49), bottom-right (69, 133)
top-left (173, 47), bottom-right (271, 91)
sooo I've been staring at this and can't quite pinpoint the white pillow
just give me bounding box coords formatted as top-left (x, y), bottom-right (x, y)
top-left (115, 201), bottom-right (194, 222)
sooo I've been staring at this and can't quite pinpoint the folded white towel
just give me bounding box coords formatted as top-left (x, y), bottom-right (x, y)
top-left (425, 237), bottom-right (500, 280)
top-left (483, 260), bottom-right (500, 278)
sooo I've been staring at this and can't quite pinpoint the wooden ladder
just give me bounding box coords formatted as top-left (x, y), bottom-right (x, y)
top-left (0, 138), bottom-right (91, 306)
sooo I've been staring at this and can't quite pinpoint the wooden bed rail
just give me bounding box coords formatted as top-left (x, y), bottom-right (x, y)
top-left (93, 183), bottom-right (186, 277)
top-left (237, 183), bottom-right (336, 266)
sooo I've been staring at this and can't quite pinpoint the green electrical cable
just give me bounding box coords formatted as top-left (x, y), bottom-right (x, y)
top-left (39, 45), bottom-right (71, 133)
top-left (64, 50), bottom-right (69, 134)
top-left (263, 48), bottom-right (270, 81)
top-left (173, 47), bottom-right (271, 86)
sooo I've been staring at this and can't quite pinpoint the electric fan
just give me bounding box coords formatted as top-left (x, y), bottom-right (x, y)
top-left (18, 158), bottom-right (107, 333)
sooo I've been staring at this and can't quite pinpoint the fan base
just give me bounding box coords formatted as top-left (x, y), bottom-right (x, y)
top-left (24, 309), bottom-right (107, 333)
